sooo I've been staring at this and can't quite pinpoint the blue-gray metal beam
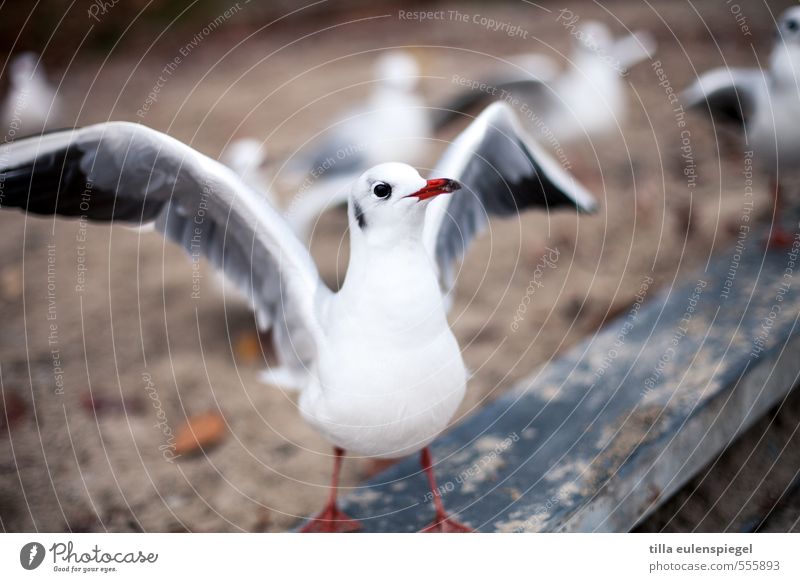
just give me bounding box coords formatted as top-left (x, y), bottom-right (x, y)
top-left (329, 231), bottom-right (800, 532)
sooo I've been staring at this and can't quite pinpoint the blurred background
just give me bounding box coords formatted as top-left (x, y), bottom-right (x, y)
top-left (1, 0), bottom-right (799, 532)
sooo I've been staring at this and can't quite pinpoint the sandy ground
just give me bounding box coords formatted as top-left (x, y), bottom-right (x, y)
top-left (1, 0), bottom-right (799, 532)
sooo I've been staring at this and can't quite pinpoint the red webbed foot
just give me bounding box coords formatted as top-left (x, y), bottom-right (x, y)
top-left (299, 503), bottom-right (361, 533)
top-left (420, 514), bottom-right (474, 533)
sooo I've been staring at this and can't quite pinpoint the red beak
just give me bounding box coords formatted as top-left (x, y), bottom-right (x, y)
top-left (406, 178), bottom-right (461, 201)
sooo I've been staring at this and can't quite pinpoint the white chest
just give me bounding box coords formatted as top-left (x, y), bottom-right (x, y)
top-left (299, 249), bottom-right (468, 458)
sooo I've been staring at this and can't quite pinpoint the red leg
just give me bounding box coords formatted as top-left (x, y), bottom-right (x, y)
top-left (299, 447), bottom-right (361, 533)
top-left (768, 178), bottom-right (794, 249)
top-left (419, 447), bottom-right (473, 533)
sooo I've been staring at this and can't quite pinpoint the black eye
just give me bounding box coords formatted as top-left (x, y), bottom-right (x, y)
top-left (787, 19), bottom-right (799, 32)
top-left (372, 182), bottom-right (392, 198)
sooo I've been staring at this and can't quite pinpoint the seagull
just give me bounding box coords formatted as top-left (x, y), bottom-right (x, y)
top-left (2, 52), bottom-right (61, 136)
top-left (435, 21), bottom-right (656, 143)
top-left (683, 6), bottom-right (800, 248)
top-left (0, 101), bottom-right (596, 532)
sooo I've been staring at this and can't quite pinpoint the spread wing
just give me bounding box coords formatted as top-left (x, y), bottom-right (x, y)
top-left (423, 102), bottom-right (597, 294)
top-left (683, 67), bottom-right (765, 127)
top-left (0, 122), bottom-right (331, 378)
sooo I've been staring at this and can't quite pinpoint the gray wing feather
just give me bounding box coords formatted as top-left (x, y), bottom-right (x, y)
top-left (424, 102), bottom-right (597, 293)
top-left (683, 67), bottom-right (765, 127)
top-left (433, 76), bottom-right (549, 131)
top-left (0, 122), bottom-right (329, 376)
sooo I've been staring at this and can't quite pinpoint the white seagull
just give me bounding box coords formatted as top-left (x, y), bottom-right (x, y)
top-left (0, 102), bottom-right (596, 532)
top-left (683, 6), bottom-right (800, 248)
top-left (2, 52), bottom-right (61, 136)
top-left (436, 21), bottom-right (656, 143)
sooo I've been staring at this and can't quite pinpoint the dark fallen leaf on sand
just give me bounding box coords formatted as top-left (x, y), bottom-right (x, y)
top-left (0, 392), bottom-right (27, 432)
top-left (234, 330), bottom-right (276, 365)
top-left (251, 506), bottom-right (272, 532)
top-left (234, 332), bottom-right (262, 365)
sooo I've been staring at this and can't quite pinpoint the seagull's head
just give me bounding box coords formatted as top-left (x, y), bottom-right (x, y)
top-left (575, 21), bottom-right (614, 55)
top-left (348, 162), bottom-right (460, 240)
top-left (778, 7), bottom-right (800, 45)
top-left (10, 52), bottom-right (39, 84)
top-left (375, 51), bottom-right (420, 92)
top-left (772, 7), bottom-right (800, 78)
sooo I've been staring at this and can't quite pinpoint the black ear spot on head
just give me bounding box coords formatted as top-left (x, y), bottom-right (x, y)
top-left (354, 200), bottom-right (367, 229)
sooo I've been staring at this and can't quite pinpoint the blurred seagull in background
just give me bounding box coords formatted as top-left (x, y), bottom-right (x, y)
top-left (282, 51), bottom-right (433, 238)
top-left (683, 6), bottom-right (800, 248)
top-left (2, 52), bottom-right (61, 136)
top-left (435, 21), bottom-right (656, 143)
top-left (222, 137), bottom-right (273, 200)
top-left (287, 51), bottom-right (432, 179)
top-left (0, 102), bottom-right (596, 533)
